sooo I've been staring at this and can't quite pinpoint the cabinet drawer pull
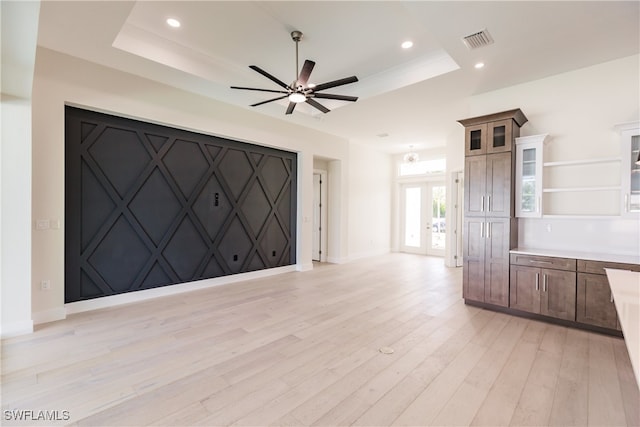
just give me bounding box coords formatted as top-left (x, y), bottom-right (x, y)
top-left (487, 195), bottom-right (491, 212)
top-left (487, 222), bottom-right (491, 239)
top-left (610, 292), bottom-right (614, 303)
top-left (535, 273), bottom-right (540, 291)
top-left (480, 222), bottom-right (485, 238)
top-left (543, 274), bottom-right (548, 292)
top-left (481, 196), bottom-right (485, 212)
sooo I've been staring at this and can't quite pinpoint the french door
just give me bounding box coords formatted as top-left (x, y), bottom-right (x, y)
top-left (400, 182), bottom-right (446, 256)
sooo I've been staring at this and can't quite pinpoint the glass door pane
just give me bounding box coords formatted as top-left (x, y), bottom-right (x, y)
top-left (404, 187), bottom-right (421, 247)
top-left (400, 184), bottom-right (427, 254)
top-left (400, 183), bottom-right (446, 256)
top-left (630, 135), bottom-right (640, 211)
top-left (520, 147), bottom-right (537, 214)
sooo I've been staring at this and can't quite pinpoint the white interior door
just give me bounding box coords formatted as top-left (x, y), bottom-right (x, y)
top-left (454, 171), bottom-right (464, 266)
top-left (428, 182), bottom-right (446, 257)
top-left (400, 182), bottom-right (446, 256)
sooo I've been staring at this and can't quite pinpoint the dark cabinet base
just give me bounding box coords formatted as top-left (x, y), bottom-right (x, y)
top-left (464, 298), bottom-right (623, 338)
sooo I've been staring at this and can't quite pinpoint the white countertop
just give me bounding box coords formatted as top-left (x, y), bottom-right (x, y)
top-left (605, 268), bottom-right (640, 387)
top-left (511, 248), bottom-right (640, 265)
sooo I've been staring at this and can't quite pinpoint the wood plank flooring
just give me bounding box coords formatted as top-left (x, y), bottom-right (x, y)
top-left (2, 254), bottom-right (638, 426)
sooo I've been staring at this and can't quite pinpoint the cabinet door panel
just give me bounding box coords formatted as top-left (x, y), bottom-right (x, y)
top-left (486, 152), bottom-right (513, 217)
top-left (486, 261), bottom-right (509, 307)
top-left (464, 156), bottom-right (487, 217)
top-left (484, 219), bottom-right (510, 306)
top-left (510, 265), bottom-right (539, 313)
top-left (576, 273), bottom-right (618, 329)
top-left (465, 123), bottom-right (487, 156)
top-left (464, 260), bottom-right (485, 302)
top-left (487, 119), bottom-right (513, 153)
top-left (463, 218), bottom-right (485, 302)
top-left (541, 268), bottom-right (576, 321)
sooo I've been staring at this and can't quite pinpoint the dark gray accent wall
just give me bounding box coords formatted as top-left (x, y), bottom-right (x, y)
top-left (65, 106), bottom-right (297, 303)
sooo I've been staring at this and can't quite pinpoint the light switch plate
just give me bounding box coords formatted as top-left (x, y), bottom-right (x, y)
top-left (36, 219), bottom-right (50, 230)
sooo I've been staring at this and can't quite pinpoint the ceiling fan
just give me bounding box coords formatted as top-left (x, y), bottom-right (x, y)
top-left (231, 31), bottom-right (359, 115)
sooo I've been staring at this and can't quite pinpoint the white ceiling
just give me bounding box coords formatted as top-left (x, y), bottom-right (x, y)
top-left (37, 1), bottom-right (639, 153)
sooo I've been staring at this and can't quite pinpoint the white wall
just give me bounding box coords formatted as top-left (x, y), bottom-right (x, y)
top-left (30, 47), bottom-right (361, 323)
top-left (347, 142), bottom-right (392, 260)
top-left (1, 0), bottom-right (40, 337)
top-left (468, 54), bottom-right (640, 256)
top-left (1, 97), bottom-right (34, 337)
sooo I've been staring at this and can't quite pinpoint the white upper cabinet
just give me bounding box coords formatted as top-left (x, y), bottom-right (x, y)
top-left (617, 122), bottom-right (640, 217)
top-left (515, 134), bottom-right (548, 218)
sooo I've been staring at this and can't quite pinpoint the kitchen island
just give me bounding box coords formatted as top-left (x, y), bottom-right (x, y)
top-left (605, 268), bottom-right (640, 388)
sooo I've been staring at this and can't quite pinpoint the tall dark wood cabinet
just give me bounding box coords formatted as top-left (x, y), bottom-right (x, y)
top-left (458, 109), bottom-right (527, 307)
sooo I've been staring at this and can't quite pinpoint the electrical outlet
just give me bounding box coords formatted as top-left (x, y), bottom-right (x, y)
top-left (40, 280), bottom-right (51, 291)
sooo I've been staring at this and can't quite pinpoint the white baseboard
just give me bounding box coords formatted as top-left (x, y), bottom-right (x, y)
top-left (296, 262), bottom-right (314, 272)
top-left (32, 307), bottom-right (67, 325)
top-left (65, 265), bottom-right (297, 316)
top-left (1, 319), bottom-right (34, 338)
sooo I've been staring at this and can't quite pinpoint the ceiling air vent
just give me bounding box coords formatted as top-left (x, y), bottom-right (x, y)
top-left (462, 29), bottom-right (494, 50)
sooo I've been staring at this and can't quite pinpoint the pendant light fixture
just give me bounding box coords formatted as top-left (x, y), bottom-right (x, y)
top-left (403, 145), bottom-right (419, 163)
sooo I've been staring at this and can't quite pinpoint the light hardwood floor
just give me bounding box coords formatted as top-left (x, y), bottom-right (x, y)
top-left (2, 254), bottom-right (638, 426)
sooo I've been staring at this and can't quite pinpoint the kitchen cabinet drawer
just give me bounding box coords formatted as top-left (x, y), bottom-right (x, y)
top-left (510, 253), bottom-right (576, 271)
top-left (576, 259), bottom-right (640, 275)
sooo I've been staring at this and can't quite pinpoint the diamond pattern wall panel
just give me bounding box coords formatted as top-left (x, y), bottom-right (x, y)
top-left (65, 107), bottom-right (297, 303)
top-left (128, 168), bottom-right (182, 245)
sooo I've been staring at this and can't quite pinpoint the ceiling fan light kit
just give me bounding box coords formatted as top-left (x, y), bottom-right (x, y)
top-left (231, 31), bottom-right (359, 115)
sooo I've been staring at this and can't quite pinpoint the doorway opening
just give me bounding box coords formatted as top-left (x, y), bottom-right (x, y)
top-left (400, 182), bottom-right (446, 256)
top-left (312, 170), bottom-right (328, 262)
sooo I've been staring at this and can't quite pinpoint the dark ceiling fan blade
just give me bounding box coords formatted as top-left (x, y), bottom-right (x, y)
top-left (231, 86), bottom-right (289, 94)
top-left (313, 93), bottom-right (358, 102)
top-left (249, 65), bottom-right (290, 89)
top-left (311, 76), bottom-right (358, 92)
top-left (306, 98), bottom-right (330, 114)
top-left (251, 95), bottom-right (288, 107)
top-left (285, 102), bottom-right (297, 115)
top-left (297, 60), bottom-right (315, 86)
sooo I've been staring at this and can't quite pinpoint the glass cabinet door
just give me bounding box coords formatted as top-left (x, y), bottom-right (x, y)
top-left (515, 135), bottom-right (547, 217)
top-left (487, 119), bottom-right (514, 154)
top-left (626, 132), bottom-right (640, 213)
top-left (465, 124), bottom-right (487, 156)
top-left (617, 123), bottom-right (640, 216)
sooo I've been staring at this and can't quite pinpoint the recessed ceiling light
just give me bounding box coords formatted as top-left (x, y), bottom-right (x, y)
top-left (474, 62), bottom-right (485, 69)
top-left (401, 40), bottom-right (413, 49)
top-left (166, 18), bottom-right (181, 28)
